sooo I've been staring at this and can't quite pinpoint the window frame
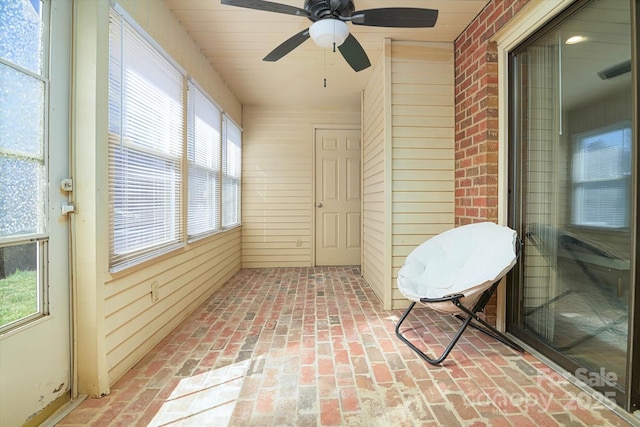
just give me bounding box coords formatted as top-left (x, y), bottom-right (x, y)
top-left (221, 114), bottom-right (242, 229)
top-left (503, 0), bottom-right (638, 411)
top-left (570, 121), bottom-right (632, 230)
top-left (187, 80), bottom-right (223, 241)
top-left (108, 6), bottom-right (186, 271)
top-left (0, 0), bottom-right (50, 331)
top-left (108, 4), bottom-right (241, 272)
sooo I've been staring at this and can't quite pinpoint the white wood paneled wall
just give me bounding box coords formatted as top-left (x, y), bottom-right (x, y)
top-left (362, 50), bottom-right (387, 304)
top-left (105, 229), bottom-right (241, 382)
top-left (241, 108), bottom-right (360, 268)
top-left (362, 40), bottom-right (455, 310)
top-left (390, 41), bottom-right (455, 309)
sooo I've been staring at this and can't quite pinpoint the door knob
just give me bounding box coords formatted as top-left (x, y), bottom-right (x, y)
top-left (316, 202), bottom-right (323, 208)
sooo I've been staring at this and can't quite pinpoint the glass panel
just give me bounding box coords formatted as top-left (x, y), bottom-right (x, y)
top-left (0, 156), bottom-right (45, 236)
top-left (187, 82), bottom-right (221, 238)
top-left (0, 24), bottom-right (47, 240)
top-left (0, 242), bottom-right (40, 329)
top-left (0, 0), bottom-right (43, 74)
top-left (0, 63), bottom-right (45, 156)
top-left (112, 146), bottom-right (180, 256)
top-left (222, 118), bottom-right (241, 227)
top-left (188, 167), bottom-right (218, 236)
top-left (514, 0), bottom-right (631, 389)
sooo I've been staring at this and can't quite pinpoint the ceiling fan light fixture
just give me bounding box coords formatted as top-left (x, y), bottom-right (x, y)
top-left (309, 19), bottom-right (349, 48)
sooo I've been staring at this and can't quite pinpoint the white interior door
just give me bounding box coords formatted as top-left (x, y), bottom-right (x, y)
top-left (0, 1), bottom-right (72, 425)
top-left (315, 128), bottom-right (361, 266)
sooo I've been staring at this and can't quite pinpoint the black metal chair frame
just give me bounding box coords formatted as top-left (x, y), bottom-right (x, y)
top-left (395, 280), bottom-right (525, 365)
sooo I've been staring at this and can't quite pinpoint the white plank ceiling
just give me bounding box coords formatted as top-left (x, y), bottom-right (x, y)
top-left (163, 0), bottom-right (491, 111)
top-left (164, 0), bottom-right (632, 113)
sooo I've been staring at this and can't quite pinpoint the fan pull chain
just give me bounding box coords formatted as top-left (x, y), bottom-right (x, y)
top-left (333, 20), bottom-right (337, 53)
top-left (323, 48), bottom-right (327, 88)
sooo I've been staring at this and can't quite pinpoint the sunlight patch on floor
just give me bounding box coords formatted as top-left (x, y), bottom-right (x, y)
top-left (147, 359), bottom-right (252, 426)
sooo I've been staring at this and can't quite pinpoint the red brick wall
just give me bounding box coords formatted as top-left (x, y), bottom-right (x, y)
top-left (454, 0), bottom-right (531, 226)
top-left (454, 0), bottom-right (531, 323)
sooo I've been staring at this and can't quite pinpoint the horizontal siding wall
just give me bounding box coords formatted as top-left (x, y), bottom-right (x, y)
top-left (73, 0), bottom-right (244, 393)
top-left (242, 108), bottom-right (360, 268)
top-left (105, 229), bottom-right (241, 382)
top-left (390, 41), bottom-right (455, 309)
top-left (362, 51), bottom-right (387, 304)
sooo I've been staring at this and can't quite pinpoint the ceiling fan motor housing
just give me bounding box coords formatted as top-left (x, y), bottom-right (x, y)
top-left (304, 0), bottom-right (355, 20)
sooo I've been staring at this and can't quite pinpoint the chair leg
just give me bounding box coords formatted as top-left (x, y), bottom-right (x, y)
top-left (395, 301), bottom-right (475, 365)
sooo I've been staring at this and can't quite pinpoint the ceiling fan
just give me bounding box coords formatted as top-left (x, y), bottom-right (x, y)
top-left (220, 0), bottom-right (439, 72)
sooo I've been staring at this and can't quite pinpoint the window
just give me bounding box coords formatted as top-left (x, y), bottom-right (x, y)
top-left (108, 6), bottom-right (241, 270)
top-left (572, 124), bottom-right (631, 229)
top-left (222, 116), bottom-right (242, 228)
top-left (108, 8), bottom-right (184, 270)
top-left (0, 0), bottom-right (48, 330)
top-left (187, 82), bottom-right (222, 239)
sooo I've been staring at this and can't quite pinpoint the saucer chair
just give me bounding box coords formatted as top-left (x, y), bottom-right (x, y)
top-left (395, 222), bottom-right (524, 365)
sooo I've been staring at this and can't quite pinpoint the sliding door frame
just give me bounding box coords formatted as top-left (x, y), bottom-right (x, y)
top-left (505, 0), bottom-right (640, 412)
top-left (628, 0), bottom-right (640, 412)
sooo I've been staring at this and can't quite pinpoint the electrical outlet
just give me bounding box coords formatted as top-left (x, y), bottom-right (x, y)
top-left (296, 238), bottom-right (302, 248)
top-left (150, 281), bottom-right (159, 303)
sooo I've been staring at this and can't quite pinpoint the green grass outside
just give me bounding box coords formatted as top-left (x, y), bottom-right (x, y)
top-left (0, 269), bottom-right (38, 327)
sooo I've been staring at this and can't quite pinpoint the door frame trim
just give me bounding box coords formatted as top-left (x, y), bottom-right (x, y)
top-left (493, 0), bottom-right (575, 333)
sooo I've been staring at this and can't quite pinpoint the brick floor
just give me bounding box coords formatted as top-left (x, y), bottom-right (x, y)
top-left (56, 267), bottom-right (636, 426)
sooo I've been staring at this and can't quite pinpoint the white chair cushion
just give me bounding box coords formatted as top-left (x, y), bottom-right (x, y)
top-left (397, 222), bottom-right (517, 313)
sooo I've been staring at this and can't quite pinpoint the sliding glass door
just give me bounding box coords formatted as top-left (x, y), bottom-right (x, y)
top-left (508, 0), bottom-right (638, 410)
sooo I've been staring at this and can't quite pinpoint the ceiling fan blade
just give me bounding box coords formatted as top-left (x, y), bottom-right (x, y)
top-left (330, 0), bottom-right (349, 13)
top-left (221, 0), bottom-right (313, 19)
top-left (263, 28), bottom-right (311, 62)
top-left (338, 34), bottom-right (371, 72)
top-left (351, 8), bottom-right (438, 28)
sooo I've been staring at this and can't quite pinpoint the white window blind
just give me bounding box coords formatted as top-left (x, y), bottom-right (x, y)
top-left (187, 81), bottom-right (222, 238)
top-left (572, 124), bottom-right (631, 228)
top-left (108, 9), bottom-right (184, 270)
top-left (222, 116), bottom-right (242, 228)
